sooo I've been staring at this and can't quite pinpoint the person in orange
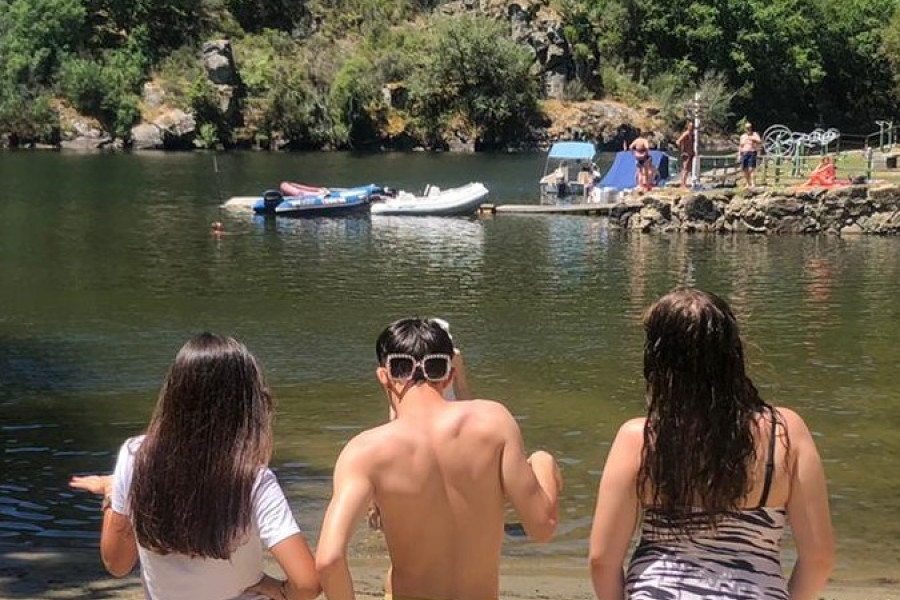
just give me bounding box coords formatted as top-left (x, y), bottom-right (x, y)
top-left (805, 156), bottom-right (836, 186)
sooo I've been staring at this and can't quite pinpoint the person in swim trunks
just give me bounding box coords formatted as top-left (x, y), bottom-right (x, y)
top-left (738, 121), bottom-right (762, 187)
top-left (629, 133), bottom-right (654, 190)
top-left (316, 318), bottom-right (562, 600)
top-left (676, 121), bottom-right (695, 188)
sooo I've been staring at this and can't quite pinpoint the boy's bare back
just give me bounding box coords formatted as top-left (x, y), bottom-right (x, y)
top-left (366, 400), bottom-right (519, 599)
top-left (319, 397), bottom-right (558, 600)
top-left (316, 318), bottom-right (560, 600)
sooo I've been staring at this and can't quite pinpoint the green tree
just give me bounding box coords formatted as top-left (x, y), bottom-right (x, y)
top-left (84, 0), bottom-right (204, 58)
top-left (558, 0), bottom-right (831, 125)
top-left (329, 54), bottom-right (383, 148)
top-left (224, 0), bottom-right (310, 33)
top-left (0, 84), bottom-right (59, 145)
top-left (816, 0), bottom-right (899, 127)
top-left (233, 30), bottom-right (333, 148)
top-left (0, 0), bottom-right (86, 86)
top-left (260, 68), bottom-right (331, 148)
top-left (407, 15), bottom-right (541, 149)
top-left (58, 40), bottom-right (148, 139)
top-left (0, 0), bottom-right (85, 143)
top-left (882, 4), bottom-right (900, 89)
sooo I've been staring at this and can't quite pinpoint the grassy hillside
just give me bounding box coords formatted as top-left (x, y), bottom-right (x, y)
top-left (1, 0), bottom-right (898, 150)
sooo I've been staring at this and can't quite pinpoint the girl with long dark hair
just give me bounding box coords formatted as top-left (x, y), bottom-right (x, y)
top-left (71, 333), bottom-right (320, 600)
top-left (589, 288), bottom-right (833, 600)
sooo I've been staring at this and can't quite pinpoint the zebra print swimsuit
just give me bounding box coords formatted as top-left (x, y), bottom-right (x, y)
top-left (626, 411), bottom-right (787, 600)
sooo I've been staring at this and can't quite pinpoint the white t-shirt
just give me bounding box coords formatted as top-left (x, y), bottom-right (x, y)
top-left (112, 436), bottom-right (301, 600)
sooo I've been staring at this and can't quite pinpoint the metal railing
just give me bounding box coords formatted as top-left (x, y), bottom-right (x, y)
top-left (666, 123), bottom-right (900, 187)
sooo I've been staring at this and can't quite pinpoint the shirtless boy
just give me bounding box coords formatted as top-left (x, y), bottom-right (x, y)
top-left (316, 318), bottom-right (562, 600)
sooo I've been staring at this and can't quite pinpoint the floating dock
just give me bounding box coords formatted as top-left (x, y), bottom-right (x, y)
top-left (478, 201), bottom-right (638, 216)
top-left (226, 197), bottom-right (641, 217)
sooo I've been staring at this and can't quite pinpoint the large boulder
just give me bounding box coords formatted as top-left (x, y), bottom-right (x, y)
top-left (58, 110), bottom-right (112, 149)
top-left (131, 109), bottom-right (196, 150)
top-left (201, 39), bottom-right (244, 128)
top-left (202, 39), bottom-right (238, 86)
top-left (130, 123), bottom-right (164, 150)
top-left (154, 109), bottom-right (196, 149)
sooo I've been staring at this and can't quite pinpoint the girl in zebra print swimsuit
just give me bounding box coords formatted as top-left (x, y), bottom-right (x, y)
top-left (589, 288), bottom-right (834, 600)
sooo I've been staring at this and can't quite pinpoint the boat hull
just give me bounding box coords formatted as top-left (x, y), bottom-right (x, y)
top-left (252, 190), bottom-right (371, 217)
top-left (371, 183), bottom-right (489, 216)
top-left (274, 198), bottom-right (370, 217)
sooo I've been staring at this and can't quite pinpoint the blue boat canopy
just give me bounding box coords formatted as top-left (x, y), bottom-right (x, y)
top-left (547, 141), bottom-right (596, 160)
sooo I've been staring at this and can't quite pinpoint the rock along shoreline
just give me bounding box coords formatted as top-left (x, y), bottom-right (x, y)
top-left (609, 183), bottom-right (900, 235)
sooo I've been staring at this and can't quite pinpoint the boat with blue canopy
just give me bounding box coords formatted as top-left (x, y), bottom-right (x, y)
top-left (538, 141), bottom-right (601, 203)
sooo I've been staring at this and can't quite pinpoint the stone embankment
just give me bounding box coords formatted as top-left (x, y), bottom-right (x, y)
top-left (609, 183), bottom-right (900, 235)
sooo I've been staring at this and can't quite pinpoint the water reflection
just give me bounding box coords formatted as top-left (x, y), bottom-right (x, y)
top-left (0, 152), bottom-right (898, 577)
top-left (370, 215), bottom-right (483, 246)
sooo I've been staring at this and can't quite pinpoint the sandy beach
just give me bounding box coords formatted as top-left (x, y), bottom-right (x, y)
top-left (1, 545), bottom-right (896, 600)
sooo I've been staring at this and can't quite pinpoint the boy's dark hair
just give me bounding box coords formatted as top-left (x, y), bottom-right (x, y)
top-left (376, 318), bottom-right (454, 381)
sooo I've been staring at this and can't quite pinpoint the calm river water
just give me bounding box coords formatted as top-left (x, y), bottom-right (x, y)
top-left (0, 151), bottom-right (898, 581)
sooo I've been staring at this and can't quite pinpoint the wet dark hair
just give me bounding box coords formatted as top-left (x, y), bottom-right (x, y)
top-left (638, 288), bottom-right (769, 535)
top-left (130, 333), bottom-right (273, 558)
top-left (375, 318), bottom-right (454, 384)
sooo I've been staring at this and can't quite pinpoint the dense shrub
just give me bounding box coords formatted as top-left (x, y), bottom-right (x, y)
top-left (407, 15), bottom-right (542, 149)
top-left (0, 0), bottom-right (86, 86)
top-left (329, 54), bottom-right (383, 148)
top-left (0, 84), bottom-right (60, 145)
top-left (58, 38), bottom-right (148, 140)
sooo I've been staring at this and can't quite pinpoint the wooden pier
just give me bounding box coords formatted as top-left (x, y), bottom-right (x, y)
top-left (478, 202), bottom-right (636, 216)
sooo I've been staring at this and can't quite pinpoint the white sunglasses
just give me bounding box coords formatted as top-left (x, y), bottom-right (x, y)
top-left (385, 353), bottom-right (452, 382)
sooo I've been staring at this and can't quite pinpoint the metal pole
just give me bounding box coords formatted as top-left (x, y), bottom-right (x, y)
top-left (865, 146), bottom-right (873, 182)
top-left (775, 149), bottom-right (781, 185)
top-left (691, 92), bottom-right (701, 189)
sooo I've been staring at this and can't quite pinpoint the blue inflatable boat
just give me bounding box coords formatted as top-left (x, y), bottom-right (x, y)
top-left (253, 184), bottom-right (383, 217)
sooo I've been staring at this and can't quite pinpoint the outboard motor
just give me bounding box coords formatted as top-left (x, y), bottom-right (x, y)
top-left (261, 189), bottom-right (283, 213)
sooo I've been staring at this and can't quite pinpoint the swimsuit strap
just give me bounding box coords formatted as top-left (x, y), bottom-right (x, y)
top-left (756, 406), bottom-right (778, 508)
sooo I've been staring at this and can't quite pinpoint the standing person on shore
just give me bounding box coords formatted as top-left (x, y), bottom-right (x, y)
top-left (589, 288), bottom-right (833, 600)
top-left (738, 121), bottom-right (763, 187)
top-left (628, 132), bottom-right (655, 190)
top-left (676, 121), bottom-right (696, 188)
top-left (316, 317), bottom-right (561, 600)
top-left (70, 333), bottom-right (320, 600)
